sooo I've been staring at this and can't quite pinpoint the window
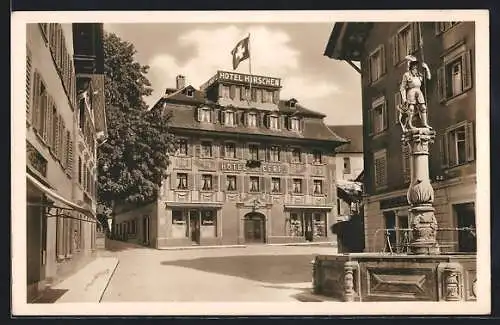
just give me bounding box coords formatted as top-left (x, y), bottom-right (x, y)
top-left (370, 96), bottom-right (388, 135)
top-left (343, 157), bottom-right (351, 174)
top-left (241, 87), bottom-right (250, 100)
top-left (374, 149), bottom-right (388, 189)
top-left (247, 112), bottom-right (257, 127)
top-left (313, 212), bottom-right (326, 237)
top-left (249, 144), bottom-right (259, 160)
top-left (202, 174), bottom-right (213, 191)
top-left (249, 176), bottom-right (260, 192)
top-left (225, 111), bottom-right (235, 126)
top-left (178, 139), bottom-right (188, 155)
top-left (402, 144), bottom-right (411, 183)
top-left (269, 115), bottom-right (279, 130)
top-left (177, 173), bottom-right (188, 190)
top-left (442, 121), bottom-right (475, 168)
top-left (437, 46), bottom-right (472, 102)
top-left (222, 85), bottom-right (230, 99)
top-left (291, 148), bottom-right (302, 163)
top-left (268, 146), bottom-right (280, 162)
top-left (201, 210), bottom-right (215, 226)
top-left (288, 212), bottom-right (304, 237)
top-left (292, 179), bottom-right (302, 194)
top-left (389, 23), bottom-right (419, 65)
top-left (201, 141), bottom-right (212, 158)
top-left (78, 157), bottom-right (82, 184)
top-left (434, 22), bottom-right (460, 35)
top-left (271, 177), bottom-right (281, 193)
top-left (226, 175), bottom-right (237, 191)
top-left (312, 150), bottom-right (322, 164)
top-left (172, 210), bottom-right (185, 225)
top-left (234, 87), bottom-right (241, 100)
top-left (290, 117), bottom-right (300, 131)
top-left (255, 89), bottom-right (263, 102)
top-left (367, 45), bottom-right (386, 83)
top-left (199, 108), bottom-right (211, 123)
top-left (313, 180), bottom-right (323, 195)
top-left (186, 89), bottom-right (194, 97)
top-left (224, 142), bottom-right (236, 159)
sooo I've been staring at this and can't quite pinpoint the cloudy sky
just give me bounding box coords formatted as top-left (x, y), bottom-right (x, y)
top-left (103, 23), bottom-right (362, 125)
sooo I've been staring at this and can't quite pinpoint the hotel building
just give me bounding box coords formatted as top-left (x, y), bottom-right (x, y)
top-left (113, 71), bottom-right (348, 247)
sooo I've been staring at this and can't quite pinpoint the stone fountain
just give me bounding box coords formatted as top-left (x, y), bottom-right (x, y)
top-left (312, 59), bottom-right (477, 302)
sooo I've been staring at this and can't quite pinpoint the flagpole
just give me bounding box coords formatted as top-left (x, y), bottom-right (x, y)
top-left (248, 33), bottom-right (252, 102)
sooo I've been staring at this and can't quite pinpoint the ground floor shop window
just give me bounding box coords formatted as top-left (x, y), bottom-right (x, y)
top-left (454, 202), bottom-right (476, 253)
top-left (172, 209), bottom-right (188, 238)
top-left (287, 212), bottom-right (304, 237)
top-left (200, 209), bottom-right (217, 238)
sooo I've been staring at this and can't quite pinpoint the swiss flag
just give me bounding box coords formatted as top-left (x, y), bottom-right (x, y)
top-left (231, 36), bottom-right (250, 70)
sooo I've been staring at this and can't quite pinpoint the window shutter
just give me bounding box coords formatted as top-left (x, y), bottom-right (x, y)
top-left (32, 71), bottom-right (41, 128)
top-left (273, 91), bottom-right (279, 104)
top-left (264, 177), bottom-right (271, 193)
top-left (466, 121), bottom-right (475, 162)
top-left (188, 173), bottom-right (194, 190)
top-left (383, 99), bottom-right (388, 130)
top-left (280, 178), bottom-right (285, 194)
top-left (236, 175), bottom-right (242, 192)
top-left (411, 22), bottom-right (420, 53)
top-left (52, 114), bottom-right (59, 155)
top-left (229, 85), bottom-right (236, 99)
top-left (170, 174), bottom-right (176, 190)
top-left (194, 143), bottom-right (201, 157)
top-left (462, 50), bottom-right (473, 92)
top-left (440, 133), bottom-right (449, 168)
top-left (45, 97), bottom-right (53, 147)
top-left (210, 109), bottom-right (216, 124)
top-left (236, 143), bottom-right (243, 159)
top-left (244, 112), bottom-right (248, 126)
top-left (213, 175), bottom-right (219, 191)
top-left (287, 177), bottom-right (294, 193)
top-left (59, 120), bottom-right (65, 162)
top-left (61, 125), bottom-right (67, 168)
top-left (219, 110), bottom-right (225, 125)
top-left (437, 65), bottom-right (446, 102)
top-left (244, 176), bottom-right (250, 192)
top-left (26, 47), bottom-right (32, 120)
top-left (196, 107), bottom-right (202, 122)
top-left (380, 45), bottom-right (386, 74)
top-left (364, 57), bottom-right (371, 85)
top-left (66, 131), bottom-right (73, 176)
top-left (389, 35), bottom-right (397, 66)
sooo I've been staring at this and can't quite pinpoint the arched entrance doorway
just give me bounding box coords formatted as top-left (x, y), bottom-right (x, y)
top-left (243, 212), bottom-right (266, 243)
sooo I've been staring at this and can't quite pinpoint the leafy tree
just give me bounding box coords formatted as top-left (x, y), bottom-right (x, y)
top-left (97, 32), bottom-right (176, 212)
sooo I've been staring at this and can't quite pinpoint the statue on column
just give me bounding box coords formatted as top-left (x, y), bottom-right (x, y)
top-left (398, 55), bottom-right (432, 131)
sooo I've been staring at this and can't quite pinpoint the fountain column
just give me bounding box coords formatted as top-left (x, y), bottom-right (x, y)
top-left (403, 127), bottom-right (440, 255)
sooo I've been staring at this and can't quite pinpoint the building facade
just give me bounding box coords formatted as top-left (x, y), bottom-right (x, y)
top-left (114, 71), bottom-right (347, 248)
top-left (328, 125), bottom-right (364, 219)
top-left (324, 22), bottom-right (476, 253)
top-left (26, 23), bottom-right (106, 302)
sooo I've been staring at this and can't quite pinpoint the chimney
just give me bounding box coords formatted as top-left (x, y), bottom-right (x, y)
top-left (176, 75), bottom-right (186, 89)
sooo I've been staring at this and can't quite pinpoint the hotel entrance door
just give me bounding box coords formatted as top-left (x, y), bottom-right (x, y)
top-left (243, 212), bottom-right (266, 243)
top-left (189, 210), bottom-right (200, 244)
top-left (304, 212), bottom-right (313, 241)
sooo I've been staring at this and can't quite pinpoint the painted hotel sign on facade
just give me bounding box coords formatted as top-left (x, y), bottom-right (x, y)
top-left (200, 70), bottom-right (282, 90)
top-left (220, 162), bottom-right (285, 174)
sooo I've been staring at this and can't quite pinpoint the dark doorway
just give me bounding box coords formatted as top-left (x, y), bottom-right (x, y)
top-left (142, 216), bottom-right (150, 245)
top-left (455, 203), bottom-right (476, 253)
top-left (383, 211), bottom-right (396, 252)
top-left (244, 212), bottom-right (266, 243)
top-left (304, 212), bottom-right (313, 242)
top-left (189, 210), bottom-right (200, 244)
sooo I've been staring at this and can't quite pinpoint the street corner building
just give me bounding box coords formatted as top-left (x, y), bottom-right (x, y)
top-left (25, 23), bottom-right (106, 302)
top-left (113, 71), bottom-right (349, 248)
top-left (324, 21), bottom-right (476, 254)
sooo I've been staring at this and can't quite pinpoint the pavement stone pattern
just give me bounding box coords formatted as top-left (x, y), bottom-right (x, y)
top-left (100, 243), bottom-right (338, 302)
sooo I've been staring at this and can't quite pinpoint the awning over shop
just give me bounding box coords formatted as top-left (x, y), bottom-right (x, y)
top-left (26, 173), bottom-right (96, 221)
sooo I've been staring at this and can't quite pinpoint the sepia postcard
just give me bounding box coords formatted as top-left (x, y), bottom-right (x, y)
top-left (11, 9), bottom-right (490, 316)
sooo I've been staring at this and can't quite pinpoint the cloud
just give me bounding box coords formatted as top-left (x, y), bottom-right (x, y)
top-left (144, 25), bottom-right (341, 109)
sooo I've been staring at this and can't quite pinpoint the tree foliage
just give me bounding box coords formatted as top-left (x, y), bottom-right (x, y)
top-left (97, 32), bottom-right (176, 209)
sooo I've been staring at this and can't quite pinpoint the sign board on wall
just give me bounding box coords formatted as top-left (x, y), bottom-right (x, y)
top-left (200, 70), bottom-right (282, 90)
top-left (220, 162), bottom-right (285, 174)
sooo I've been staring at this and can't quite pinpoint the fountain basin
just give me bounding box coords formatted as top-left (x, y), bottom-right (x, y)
top-left (312, 253), bottom-right (476, 302)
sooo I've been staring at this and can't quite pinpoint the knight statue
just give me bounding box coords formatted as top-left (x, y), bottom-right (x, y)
top-left (398, 55), bottom-right (432, 131)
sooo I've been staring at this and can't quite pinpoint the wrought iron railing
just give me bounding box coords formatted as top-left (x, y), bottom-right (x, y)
top-left (372, 227), bottom-right (476, 254)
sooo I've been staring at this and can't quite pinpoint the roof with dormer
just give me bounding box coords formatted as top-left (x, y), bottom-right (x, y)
top-left (150, 85), bottom-right (347, 145)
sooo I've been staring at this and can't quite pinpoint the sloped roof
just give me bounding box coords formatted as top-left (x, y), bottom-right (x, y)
top-left (328, 125), bottom-right (363, 153)
top-left (278, 100), bottom-right (326, 118)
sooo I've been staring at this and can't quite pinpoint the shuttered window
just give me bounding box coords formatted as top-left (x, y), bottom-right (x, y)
top-left (441, 121), bottom-right (475, 168)
top-left (370, 96), bottom-right (388, 135)
top-left (437, 46), bottom-right (473, 102)
top-left (26, 47), bottom-right (32, 121)
top-left (374, 149), bottom-right (388, 190)
top-left (66, 131), bottom-right (73, 176)
top-left (389, 23), bottom-right (420, 66)
top-left (368, 45), bottom-right (386, 83)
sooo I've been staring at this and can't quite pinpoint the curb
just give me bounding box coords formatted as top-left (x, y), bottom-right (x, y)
top-left (156, 242), bottom-right (335, 251)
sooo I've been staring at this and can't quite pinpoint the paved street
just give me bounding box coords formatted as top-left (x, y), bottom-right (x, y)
top-left (100, 244), bottom-right (337, 302)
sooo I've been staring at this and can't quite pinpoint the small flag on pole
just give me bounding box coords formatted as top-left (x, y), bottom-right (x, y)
top-left (231, 35), bottom-right (250, 70)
